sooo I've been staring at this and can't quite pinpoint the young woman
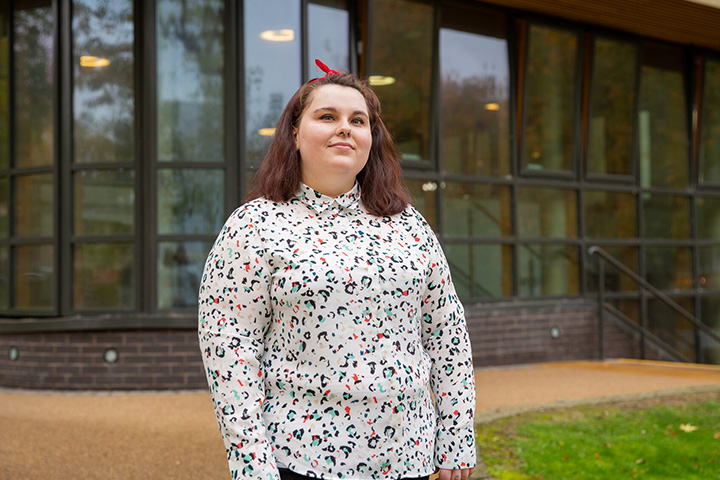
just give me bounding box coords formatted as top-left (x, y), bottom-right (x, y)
top-left (199, 62), bottom-right (476, 480)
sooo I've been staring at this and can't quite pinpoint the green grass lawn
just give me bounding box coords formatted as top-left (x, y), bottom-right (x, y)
top-left (476, 392), bottom-right (720, 480)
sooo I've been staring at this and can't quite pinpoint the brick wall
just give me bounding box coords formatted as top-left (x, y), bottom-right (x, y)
top-left (0, 301), bottom-right (673, 390)
top-left (0, 330), bottom-right (207, 390)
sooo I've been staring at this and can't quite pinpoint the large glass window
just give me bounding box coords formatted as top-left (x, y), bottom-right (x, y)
top-left (638, 43), bottom-right (688, 189)
top-left (440, 5), bottom-right (509, 177)
top-left (244, 0), bottom-right (301, 165)
top-left (697, 196), bottom-right (720, 240)
top-left (156, 0), bottom-right (225, 310)
top-left (307, 1), bottom-right (349, 76)
top-left (522, 24), bottom-right (579, 173)
top-left (587, 37), bottom-right (638, 177)
top-left (445, 243), bottom-right (512, 298)
top-left (698, 246), bottom-right (720, 289)
top-left (645, 246), bottom-right (692, 290)
top-left (700, 58), bottom-right (720, 184)
top-left (443, 182), bottom-right (511, 238)
top-left (368, 0), bottom-right (433, 162)
top-left (72, 0), bottom-right (134, 311)
top-left (642, 194), bottom-right (690, 239)
top-left (518, 244), bottom-right (579, 297)
top-left (517, 187), bottom-right (577, 238)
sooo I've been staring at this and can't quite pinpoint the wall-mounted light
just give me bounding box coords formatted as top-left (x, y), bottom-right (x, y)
top-left (550, 326), bottom-right (561, 339)
top-left (484, 103), bottom-right (500, 111)
top-left (260, 29), bottom-right (295, 42)
top-left (103, 348), bottom-right (119, 364)
top-left (8, 346), bottom-right (19, 361)
top-left (80, 55), bottom-right (111, 67)
top-left (368, 75), bottom-right (396, 86)
top-left (258, 128), bottom-right (276, 136)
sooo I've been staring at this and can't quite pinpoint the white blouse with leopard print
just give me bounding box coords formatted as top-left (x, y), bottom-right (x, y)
top-left (198, 182), bottom-right (476, 480)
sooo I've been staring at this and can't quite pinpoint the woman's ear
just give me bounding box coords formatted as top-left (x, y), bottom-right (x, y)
top-left (293, 127), bottom-right (299, 150)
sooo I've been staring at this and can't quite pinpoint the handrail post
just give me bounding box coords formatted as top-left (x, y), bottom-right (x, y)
top-left (597, 258), bottom-right (605, 360)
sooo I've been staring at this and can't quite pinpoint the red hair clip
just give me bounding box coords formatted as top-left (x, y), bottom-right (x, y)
top-left (309, 59), bottom-right (341, 83)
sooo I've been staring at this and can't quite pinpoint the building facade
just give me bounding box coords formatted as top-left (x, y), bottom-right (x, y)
top-left (1, 0), bottom-right (719, 389)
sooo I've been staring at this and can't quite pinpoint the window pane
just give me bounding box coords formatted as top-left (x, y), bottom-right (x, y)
top-left (0, 245), bottom-right (8, 308)
top-left (697, 196), bottom-right (720, 240)
top-left (72, 0), bottom-right (134, 164)
top-left (74, 243), bottom-right (134, 310)
top-left (0, 2), bottom-right (8, 171)
top-left (642, 194), bottom-right (690, 239)
top-left (15, 243), bottom-right (53, 309)
top-left (698, 246), bottom-right (720, 289)
top-left (369, 0), bottom-right (433, 161)
top-left (157, 0), bottom-right (224, 163)
top-left (445, 244), bottom-right (512, 298)
top-left (307, 1), bottom-right (349, 77)
top-left (244, 0), bottom-right (301, 165)
top-left (442, 182), bottom-right (511, 238)
top-left (15, 174), bottom-right (53, 237)
top-left (638, 44), bottom-right (688, 189)
top-left (586, 245), bottom-right (638, 293)
top-left (700, 59), bottom-right (720, 184)
top-left (74, 169), bottom-right (134, 235)
top-left (523, 24), bottom-right (578, 172)
top-left (157, 168), bottom-right (224, 235)
top-left (157, 241), bottom-right (211, 309)
top-left (584, 190), bottom-right (637, 238)
top-left (645, 246), bottom-right (692, 290)
top-left (517, 187), bottom-right (577, 238)
top-left (404, 179), bottom-right (437, 231)
top-left (588, 38), bottom-right (637, 176)
top-left (0, 177), bottom-right (7, 237)
top-left (518, 244), bottom-right (579, 296)
top-left (700, 296), bottom-right (720, 364)
top-left (647, 297), bottom-right (695, 361)
top-left (14, 0), bottom-right (54, 168)
top-left (440, 8), bottom-right (510, 176)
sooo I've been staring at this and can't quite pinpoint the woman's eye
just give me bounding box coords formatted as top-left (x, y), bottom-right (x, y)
top-left (351, 117), bottom-right (366, 125)
top-left (320, 114), bottom-right (334, 120)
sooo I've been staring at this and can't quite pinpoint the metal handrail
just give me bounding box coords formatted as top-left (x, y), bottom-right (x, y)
top-left (588, 246), bottom-right (720, 361)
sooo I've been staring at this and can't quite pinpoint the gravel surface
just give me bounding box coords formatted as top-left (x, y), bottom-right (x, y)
top-left (2, 359), bottom-right (720, 480)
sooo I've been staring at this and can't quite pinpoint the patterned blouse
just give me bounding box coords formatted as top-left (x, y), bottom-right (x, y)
top-left (198, 183), bottom-right (476, 480)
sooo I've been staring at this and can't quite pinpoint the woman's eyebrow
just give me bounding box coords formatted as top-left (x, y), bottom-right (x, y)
top-left (313, 106), bottom-right (369, 117)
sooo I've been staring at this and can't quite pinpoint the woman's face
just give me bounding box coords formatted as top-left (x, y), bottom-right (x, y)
top-left (294, 84), bottom-right (372, 197)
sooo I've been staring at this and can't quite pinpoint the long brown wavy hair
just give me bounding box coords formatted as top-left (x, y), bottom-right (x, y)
top-left (245, 73), bottom-right (410, 217)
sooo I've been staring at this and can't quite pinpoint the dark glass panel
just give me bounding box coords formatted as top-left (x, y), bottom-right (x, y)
top-left (645, 246), bottom-right (692, 290)
top-left (244, 0), bottom-right (301, 164)
top-left (642, 194), bottom-right (690, 239)
top-left (518, 244), bottom-right (579, 296)
top-left (700, 59), bottom-right (720, 184)
top-left (700, 296), bottom-right (720, 364)
top-left (517, 187), bottom-right (577, 238)
top-left (440, 7), bottom-right (510, 176)
top-left (307, 1), bottom-right (349, 77)
top-left (445, 243), bottom-right (512, 298)
top-left (522, 24), bottom-right (578, 172)
top-left (0, 3), bottom-right (8, 171)
top-left (404, 178), bottom-right (437, 231)
top-left (696, 196), bottom-right (720, 240)
top-left (157, 241), bottom-right (211, 308)
top-left (584, 190), bottom-right (637, 238)
top-left (157, 0), bottom-right (224, 163)
top-left (74, 169), bottom-right (134, 235)
top-left (73, 243), bottom-right (134, 310)
top-left (72, 0), bottom-right (134, 164)
top-left (647, 296), bottom-right (695, 361)
top-left (0, 177), bottom-right (7, 237)
top-left (586, 245), bottom-right (638, 293)
top-left (157, 168), bottom-right (224, 235)
top-left (638, 43), bottom-right (688, 189)
top-left (588, 38), bottom-right (637, 176)
top-left (14, 0), bottom-right (54, 168)
top-left (0, 245), bottom-right (8, 308)
top-left (698, 246), bottom-right (720, 289)
top-left (369, 0), bottom-right (433, 161)
top-left (442, 182), bottom-right (511, 238)
top-left (15, 243), bottom-right (53, 309)
top-left (15, 173), bottom-right (53, 237)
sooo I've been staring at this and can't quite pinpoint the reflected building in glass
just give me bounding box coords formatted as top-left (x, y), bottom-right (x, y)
top-left (2, 0), bottom-right (720, 389)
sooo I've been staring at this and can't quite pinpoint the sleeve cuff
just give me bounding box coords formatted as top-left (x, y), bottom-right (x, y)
top-left (434, 426), bottom-right (477, 470)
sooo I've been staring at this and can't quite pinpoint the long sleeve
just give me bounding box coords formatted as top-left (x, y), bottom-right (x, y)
top-left (198, 206), bottom-right (278, 480)
top-left (418, 220), bottom-right (477, 471)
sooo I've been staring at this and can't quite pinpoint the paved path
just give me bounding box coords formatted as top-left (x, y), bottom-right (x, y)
top-left (2, 359), bottom-right (720, 480)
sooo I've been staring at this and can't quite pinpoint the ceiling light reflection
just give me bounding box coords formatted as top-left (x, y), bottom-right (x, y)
top-left (368, 75), bottom-right (396, 86)
top-left (80, 55), bottom-right (111, 67)
top-left (260, 29), bottom-right (295, 42)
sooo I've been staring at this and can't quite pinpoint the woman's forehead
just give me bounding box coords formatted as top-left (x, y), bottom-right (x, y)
top-left (305, 84), bottom-right (370, 114)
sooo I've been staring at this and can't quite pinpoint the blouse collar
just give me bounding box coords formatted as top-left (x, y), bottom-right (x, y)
top-left (294, 182), bottom-right (361, 214)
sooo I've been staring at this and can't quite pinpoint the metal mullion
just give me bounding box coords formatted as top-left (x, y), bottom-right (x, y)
top-left (7, 0), bottom-right (16, 311)
top-left (141, 0), bottom-right (156, 314)
top-left (59, 0), bottom-right (73, 316)
top-left (132, 0), bottom-right (145, 315)
top-left (225, 0), bottom-right (239, 212)
top-left (237, 0), bottom-right (247, 202)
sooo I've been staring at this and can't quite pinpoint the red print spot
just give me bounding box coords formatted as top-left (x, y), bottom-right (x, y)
top-left (345, 406), bottom-right (351, 414)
